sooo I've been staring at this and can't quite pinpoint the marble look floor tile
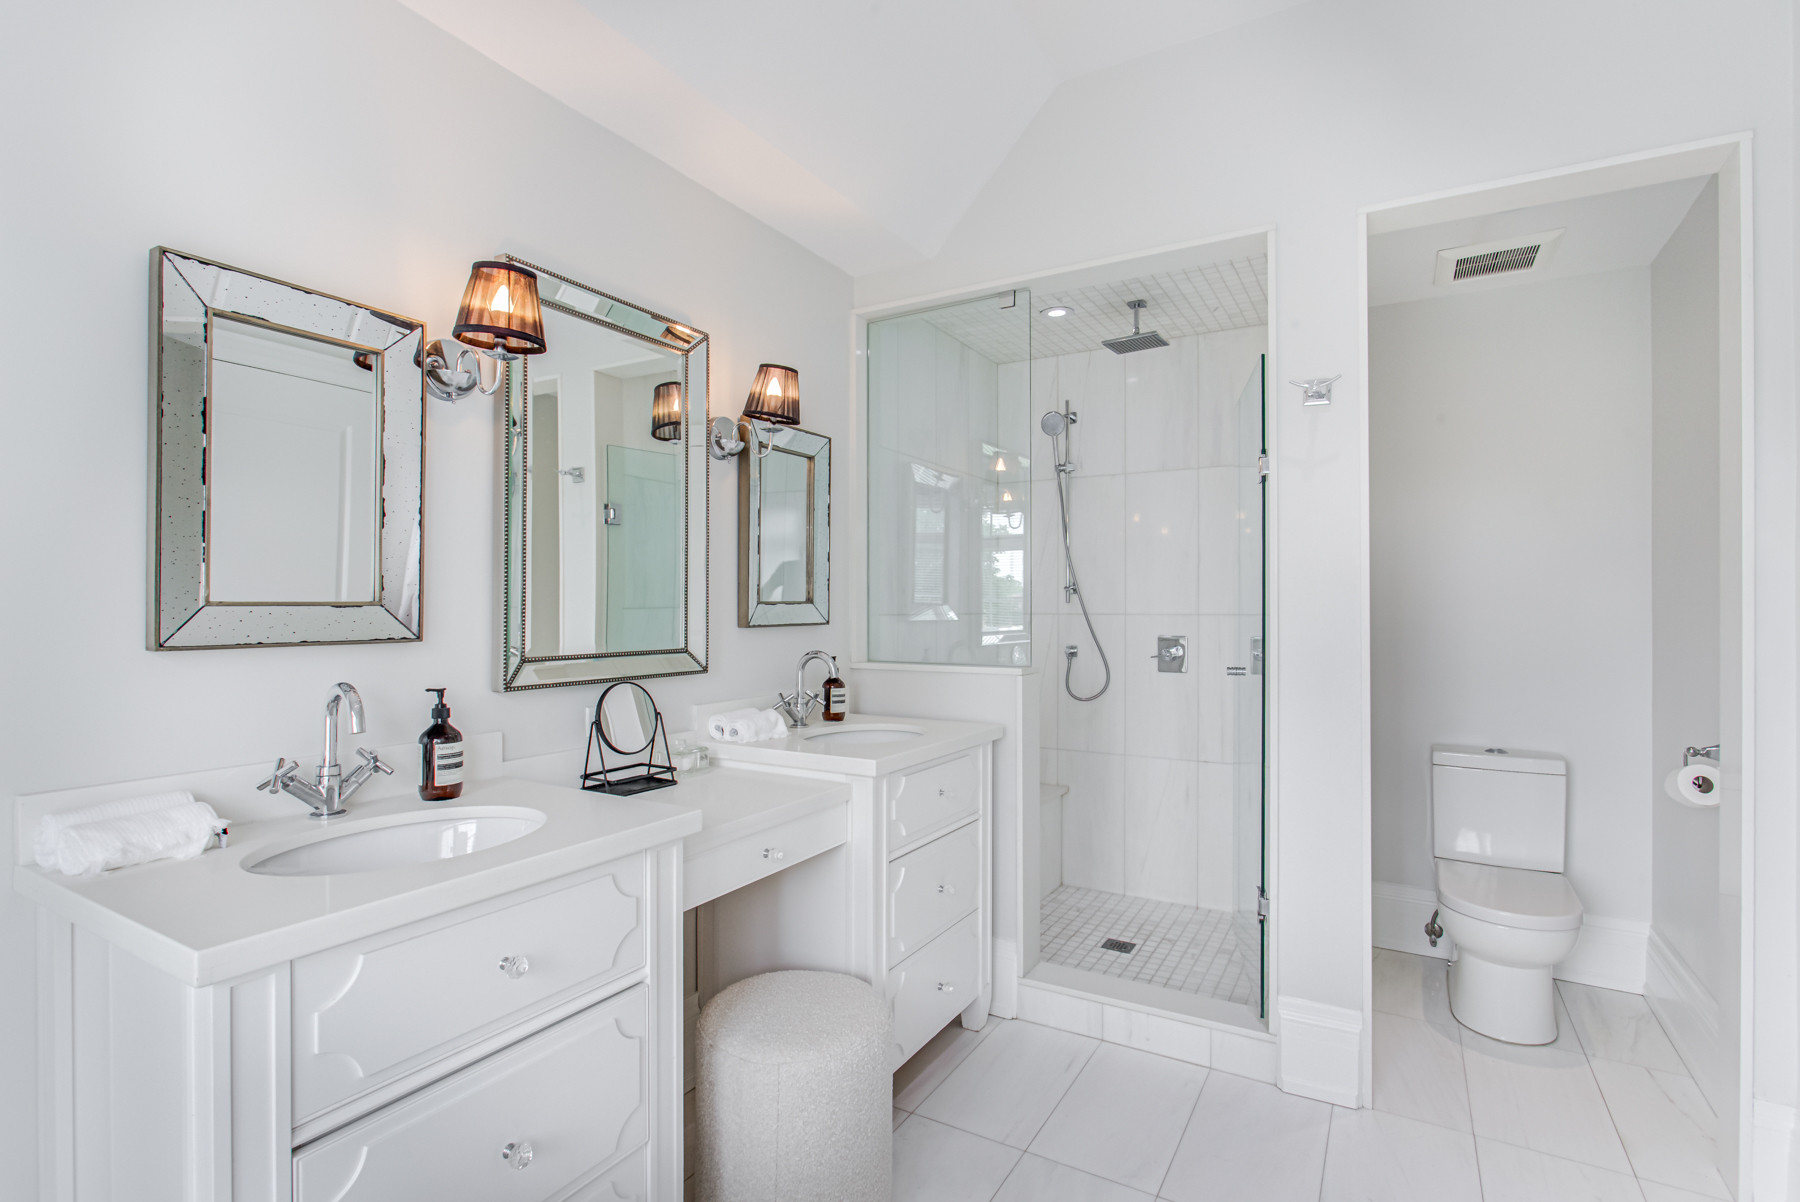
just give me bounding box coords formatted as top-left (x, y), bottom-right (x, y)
top-left (1475, 1138), bottom-right (1646, 1201)
top-left (1558, 981), bottom-right (1689, 1074)
top-left (1028, 1042), bottom-right (1208, 1192)
top-left (916, 1019), bottom-right (1098, 1148)
top-left (894, 1015), bottom-right (999, 1111)
top-left (1319, 1108), bottom-right (1483, 1202)
top-left (1159, 1071), bottom-right (1331, 1202)
top-left (1460, 1022), bottom-right (1632, 1173)
top-left (892, 1114), bottom-right (1022, 1202)
top-left (1373, 948), bottom-right (1453, 1027)
top-left (1588, 1059), bottom-right (1729, 1198)
top-left (1373, 1011), bottom-right (1470, 1132)
top-left (991, 1152), bottom-right (1154, 1202)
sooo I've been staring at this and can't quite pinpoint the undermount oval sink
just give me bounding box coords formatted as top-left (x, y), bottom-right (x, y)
top-left (797, 724), bottom-right (926, 746)
top-left (243, 807), bottom-right (547, 877)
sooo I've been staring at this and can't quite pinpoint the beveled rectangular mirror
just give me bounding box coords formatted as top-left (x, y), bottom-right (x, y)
top-left (149, 248), bottom-right (425, 649)
top-left (499, 258), bottom-right (708, 690)
top-left (739, 426), bottom-right (830, 626)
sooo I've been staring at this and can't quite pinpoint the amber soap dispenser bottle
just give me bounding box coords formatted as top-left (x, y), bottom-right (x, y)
top-left (419, 688), bottom-right (464, 800)
top-left (822, 664), bottom-right (848, 722)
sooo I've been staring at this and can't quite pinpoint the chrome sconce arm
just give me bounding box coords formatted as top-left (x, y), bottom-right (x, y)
top-left (709, 414), bottom-right (780, 459)
top-left (419, 339), bottom-right (504, 404)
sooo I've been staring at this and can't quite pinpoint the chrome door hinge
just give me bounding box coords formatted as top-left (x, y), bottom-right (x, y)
top-left (1257, 454), bottom-right (1270, 478)
top-left (1257, 888), bottom-right (1270, 922)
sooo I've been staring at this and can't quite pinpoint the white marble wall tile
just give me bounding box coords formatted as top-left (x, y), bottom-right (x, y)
top-left (1030, 355), bottom-right (1061, 482)
top-left (1123, 336), bottom-right (1200, 473)
top-left (1195, 760), bottom-right (1237, 912)
top-left (1123, 614), bottom-right (1199, 759)
top-left (1034, 621), bottom-right (1061, 752)
top-left (1060, 750), bottom-right (1126, 892)
top-left (1124, 469), bottom-right (1200, 614)
top-left (1557, 981), bottom-right (1689, 1074)
top-left (1059, 612), bottom-right (1125, 752)
top-left (1056, 351), bottom-right (1126, 477)
top-left (1194, 326), bottom-right (1267, 469)
top-left (1211, 1030), bottom-right (1278, 1083)
top-left (1372, 1011), bottom-right (1470, 1132)
top-left (1062, 472), bottom-right (1125, 614)
top-left (1196, 466), bottom-right (1245, 615)
top-left (1018, 986), bottom-right (1106, 1037)
top-left (1319, 1108), bottom-right (1483, 1202)
top-left (1040, 747), bottom-right (1059, 785)
top-left (1030, 1043), bottom-right (1209, 1193)
top-left (1474, 1138), bottom-right (1648, 1202)
top-left (1588, 1060), bottom-right (1729, 1198)
top-left (1032, 480), bottom-right (1068, 613)
top-left (1123, 756), bottom-right (1199, 906)
top-left (1191, 616), bottom-right (1249, 762)
top-left (1160, 1071), bottom-right (1330, 1201)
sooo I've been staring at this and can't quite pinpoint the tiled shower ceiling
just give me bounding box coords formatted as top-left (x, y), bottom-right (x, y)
top-left (918, 256), bottom-right (1268, 363)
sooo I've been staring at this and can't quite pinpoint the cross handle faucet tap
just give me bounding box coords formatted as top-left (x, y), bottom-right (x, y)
top-left (258, 683), bottom-right (393, 818)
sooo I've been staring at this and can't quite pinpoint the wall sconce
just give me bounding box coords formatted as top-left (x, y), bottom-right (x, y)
top-left (710, 363), bottom-right (800, 459)
top-left (651, 381), bottom-right (682, 442)
top-left (424, 261), bottom-right (548, 403)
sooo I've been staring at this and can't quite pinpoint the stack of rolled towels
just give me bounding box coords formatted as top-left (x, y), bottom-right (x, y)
top-left (34, 791), bottom-right (221, 877)
top-left (706, 707), bottom-right (790, 744)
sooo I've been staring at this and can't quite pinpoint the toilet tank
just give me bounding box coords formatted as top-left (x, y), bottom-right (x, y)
top-left (1430, 745), bottom-right (1567, 872)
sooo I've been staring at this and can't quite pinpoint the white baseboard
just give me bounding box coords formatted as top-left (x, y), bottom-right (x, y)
top-left (1373, 879), bottom-right (1646, 993)
top-left (991, 937), bottom-right (1020, 1019)
top-left (1752, 1099), bottom-right (1795, 1202)
top-left (1276, 996), bottom-right (1362, 1107)
top-left (1644, 929), bottom-right (1724, 1114)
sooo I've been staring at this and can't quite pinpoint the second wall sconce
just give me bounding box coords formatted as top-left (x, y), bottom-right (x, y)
top-left (711, 362), bottom-right (801, 458)
top-left (424, 260), bottom-right (548, 403)
top-left (652, 381), bottom-right (682, 442)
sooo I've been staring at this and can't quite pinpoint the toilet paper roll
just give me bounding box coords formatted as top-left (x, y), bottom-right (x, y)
top-left (1665, 762), bottom-right (1722, 808)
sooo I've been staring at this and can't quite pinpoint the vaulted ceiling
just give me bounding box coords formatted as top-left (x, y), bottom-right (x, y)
top-left (398, 0), bottom-right (1307, 275)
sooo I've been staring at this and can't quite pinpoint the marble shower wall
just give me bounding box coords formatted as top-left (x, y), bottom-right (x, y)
top-left (1034, 325), bottom-right (1266, 912)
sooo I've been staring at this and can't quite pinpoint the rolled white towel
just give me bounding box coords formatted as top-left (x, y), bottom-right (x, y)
top-left (35, 792), bottom-right (222, 877)
top-left (710, 707), bottom-right (791, 743)
top-left (707, 708), bottom-right (760, 741)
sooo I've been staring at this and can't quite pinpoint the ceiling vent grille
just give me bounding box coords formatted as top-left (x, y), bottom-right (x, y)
top-left (1434, 229), bottom-right (1564, 287)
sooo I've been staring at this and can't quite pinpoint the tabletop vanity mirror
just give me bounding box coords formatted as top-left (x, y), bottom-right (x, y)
top-left (739, 425), bottom-right (830, 627)
top-left (500, 258), bottom-right (708, 690)
top-left (148, 248), bottom-right (425, 649)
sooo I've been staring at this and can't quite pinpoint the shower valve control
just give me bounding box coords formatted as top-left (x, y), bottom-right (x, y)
top-left (1154, 635), bottom-right (1189, 673)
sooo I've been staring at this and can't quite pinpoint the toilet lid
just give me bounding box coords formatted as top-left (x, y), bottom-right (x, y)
top-left (1436, 858), bottom-right (1583, 931)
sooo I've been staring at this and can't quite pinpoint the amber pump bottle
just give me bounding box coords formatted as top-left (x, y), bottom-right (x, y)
top-left (821, 665), bottom-right (848, 722)
top-left (419, 688), bottom-right (464, 800)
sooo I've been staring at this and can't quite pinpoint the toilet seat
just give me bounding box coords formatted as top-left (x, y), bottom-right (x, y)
top-left (1436, 858), bottom-right (1582, 931)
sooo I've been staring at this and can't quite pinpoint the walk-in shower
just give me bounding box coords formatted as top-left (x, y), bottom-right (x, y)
top-left (1042, 407), bottom-right (1111, 702)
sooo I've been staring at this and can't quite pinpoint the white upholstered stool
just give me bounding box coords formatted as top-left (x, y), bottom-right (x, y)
top-left (696, 970), bottom-right (891, 1202)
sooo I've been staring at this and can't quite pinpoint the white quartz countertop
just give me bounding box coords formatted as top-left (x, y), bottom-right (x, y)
top-left (700, 713), bottom-right (1002, 777)
top-left (16, 778), bottom-right (699, 987)
top-left (673, 767), bottom-right (849, 857)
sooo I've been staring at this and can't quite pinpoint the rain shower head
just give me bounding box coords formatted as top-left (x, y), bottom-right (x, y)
top-left (1101, 300), bottom-right (1169, 354)
top-left (1040, 410), bottom-right (1071, 437)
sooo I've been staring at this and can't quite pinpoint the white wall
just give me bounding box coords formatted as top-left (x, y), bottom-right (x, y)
top-left (852, 0), bottom-right (1796, 1118)
top-left (0, 1), bottom-right (852, 1192)
top-left (1370, 270), bottom-right (1654, 930)
top-left (1034, 327), bottom-right (1265, 915)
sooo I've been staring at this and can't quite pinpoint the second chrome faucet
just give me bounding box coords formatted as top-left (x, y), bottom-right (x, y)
top-left (257, 682), bottom-right (394, 818)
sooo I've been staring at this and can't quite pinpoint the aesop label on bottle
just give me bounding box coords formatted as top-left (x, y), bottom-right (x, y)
top-left (828, 687), bottom-right (847, 709)
top-left (433, 741), bottom-right (464, 785)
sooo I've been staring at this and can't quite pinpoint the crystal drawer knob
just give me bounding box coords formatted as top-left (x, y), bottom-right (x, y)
top-left (763, 847), bottom-right (784, 861)
top-left (937, 884), bottom-right (955, 894)
top-left (501, 1141), bottom-right (533, 1169)
top-left (499, 955), bottom-right (530, 979)
top-left (938, 788), bottom-right (947, 796)
top-left (937, 982), bottom-right (954, 992)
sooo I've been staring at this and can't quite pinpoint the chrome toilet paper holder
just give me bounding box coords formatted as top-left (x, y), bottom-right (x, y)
top-left (1683, 744), bottom-right (1721, 766)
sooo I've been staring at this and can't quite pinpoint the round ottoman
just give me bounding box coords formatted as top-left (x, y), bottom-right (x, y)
top-left (696, 970), bottom-right (891, 1202)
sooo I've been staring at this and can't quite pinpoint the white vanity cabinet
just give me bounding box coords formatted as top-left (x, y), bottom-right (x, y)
top-left (20, 780), bottom-right (697, 1202)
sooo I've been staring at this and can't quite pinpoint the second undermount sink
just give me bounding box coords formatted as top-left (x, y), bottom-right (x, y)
top-left (796, 724), bottom-right (926, 746)
top-left (243, 807), bottom-right (547, 877)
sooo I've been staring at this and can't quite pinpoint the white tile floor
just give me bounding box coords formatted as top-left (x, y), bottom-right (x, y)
top-left (891, 949), bottom-right (1730, 1201)
top-left (1040, 884), bottom-right (1257, 1005)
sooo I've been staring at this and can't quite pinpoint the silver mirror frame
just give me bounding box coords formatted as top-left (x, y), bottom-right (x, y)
top-left (738, 425), bottom-right (830, 627)
top-left (498, 257), bottom-right (709, 691)
top-left (147, 248), bottom-right (425, 650)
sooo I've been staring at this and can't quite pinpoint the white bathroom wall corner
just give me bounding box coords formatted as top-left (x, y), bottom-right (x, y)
top-left (1751, 1099), bottom-right (1795, 1202)
top-left (990, 937), bottom-right (1020, 1019)
top-left (1371, 880), bottom-right (1447, 959)
top-left (1274, 996), bottom-right (1362, 1107)
top-left (1553, 914), bottom-right (1647, 994)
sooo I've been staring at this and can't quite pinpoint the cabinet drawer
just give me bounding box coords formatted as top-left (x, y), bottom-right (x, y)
top-left (294, 986), bottom-right (649, 1202)
top-left (293, 860), bottom-right (645, 1122)
top-left (885, 911), bottom-right (980, 1068)
top-left (567, 1145), bottom-right (646, 1201)
top-left (683, 801), bottom-right (847, 910)
top-left (887, 752), bottom-right (979, 854)
top-left (887, 821), bottom-right (979, 965)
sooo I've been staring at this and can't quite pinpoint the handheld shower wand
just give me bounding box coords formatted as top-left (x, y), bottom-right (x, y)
top-left (1041, 408), bottom-right (1110, 702)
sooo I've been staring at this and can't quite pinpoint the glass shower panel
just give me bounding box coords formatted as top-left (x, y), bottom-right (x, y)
top-left (1232, 355), bottom-right (1268, 1018)
top-left (867, 293), bottom-right (1032, 666)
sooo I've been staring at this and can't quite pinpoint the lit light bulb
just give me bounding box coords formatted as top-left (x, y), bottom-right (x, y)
top-left (767, 377), bottom-right (783, 396)
top-left (492, 283), bottom-right (513, 313)
top-left (1002, 490), bottom-right (1013, 502)
top-left (994, 455), bottom-right (1007, 472)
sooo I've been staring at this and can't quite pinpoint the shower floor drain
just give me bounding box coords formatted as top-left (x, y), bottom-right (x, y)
top-left (1100, 938), bottom-right (1137, 954)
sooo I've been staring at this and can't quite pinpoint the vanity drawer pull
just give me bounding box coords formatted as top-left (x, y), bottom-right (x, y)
top-left (498, 955), bottom-right (531, 979)
top-left (937, 982), bottom-right (955, 992)
top-left (938, 788), bottom-right (947, 796)
top-left (763, 847), bottom-right (785, 861)
top-left (937, 884), bottom-right (954, 894)
top-left (500, 1141), bottom-right (534, 1170)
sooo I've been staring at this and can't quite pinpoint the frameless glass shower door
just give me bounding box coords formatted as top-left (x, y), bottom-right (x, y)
top-left (1232, 355), bottom-right (1269, 1017)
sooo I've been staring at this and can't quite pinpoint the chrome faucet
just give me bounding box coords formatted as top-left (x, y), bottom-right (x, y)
top-left (257, 682), bottom-right (393, 818)
top-left (777, 650), bottom-right (838, 728)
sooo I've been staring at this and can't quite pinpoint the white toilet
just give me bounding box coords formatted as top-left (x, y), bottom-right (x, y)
top-left (1431, 744), bottom-right (1584, 1044)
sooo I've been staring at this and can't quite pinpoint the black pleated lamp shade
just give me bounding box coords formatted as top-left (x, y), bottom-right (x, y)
top-left (652, 381), bottom-right (682, 442)
top-left (452, 261), bottom-right (546, 359)
top-left (743, 363), bottom-right (800, 426)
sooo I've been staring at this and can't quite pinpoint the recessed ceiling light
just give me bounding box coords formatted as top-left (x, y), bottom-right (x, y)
top-left (1040, 306), bottom-right (1070, 318)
